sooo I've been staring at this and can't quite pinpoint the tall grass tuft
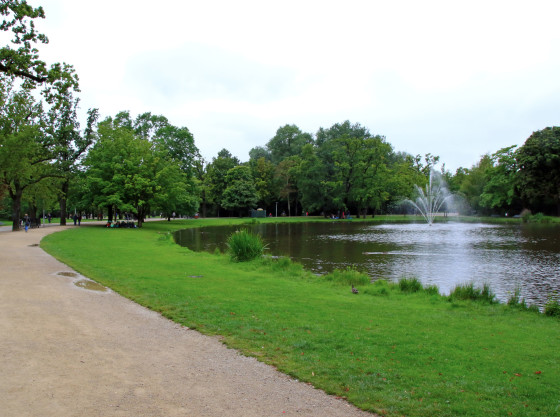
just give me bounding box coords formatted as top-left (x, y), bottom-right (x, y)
top-left (398, 277), bottom-right (423, 293)
top-left (325, 266), bottom-right (371, 286)
top-left (449, 282), bottom-right (496, 304)
top-left (226, 229), bottom-right (266, 262)
top-left (507, 286), bottom-right (528, 310)
top-left (544, 292), bottom-right (560, 317)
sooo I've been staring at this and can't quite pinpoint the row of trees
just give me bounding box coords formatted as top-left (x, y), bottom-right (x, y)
top-left (199, 122), bottom-right (438, 218)
top-left (444, 126), bottom-right (560, 217)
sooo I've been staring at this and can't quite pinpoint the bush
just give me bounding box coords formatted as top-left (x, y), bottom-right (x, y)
top-left (398, 277), bottom-right (422, 293)
top-left (227, 229), bottom-right (266, 262)
top-left (507, 286), bottom-right (528, 309)
top-left (544, 292), bottom-right (560, 317)
top-left (449, 282), bottom-right (496, 304)
top-left (424, 284), bottom-right (440, 296)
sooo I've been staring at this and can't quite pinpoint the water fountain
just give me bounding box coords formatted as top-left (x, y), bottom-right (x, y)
top-left (405, 171), bottom-right (453, 225)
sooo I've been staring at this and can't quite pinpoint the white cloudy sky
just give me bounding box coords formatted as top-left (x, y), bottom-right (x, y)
top-left (33, 0), bottom-right (560, 171)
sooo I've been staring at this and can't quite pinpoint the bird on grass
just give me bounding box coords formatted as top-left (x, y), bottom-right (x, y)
top-left (351, 285), bottom-right (359, 294)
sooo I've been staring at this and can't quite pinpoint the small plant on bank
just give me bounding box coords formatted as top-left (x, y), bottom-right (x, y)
top-left (507, 286), bottom-right (528, 309)
top-left (325, 266), bottom-right (371, 286)
top-left (226, 229), bottom-right (266, 262)
top-left (398, 277), bottom-right (423, 293)
top-left (449, 282), bottom-right (496, 303)
top-left (544, 292), bottom-right (560, 317)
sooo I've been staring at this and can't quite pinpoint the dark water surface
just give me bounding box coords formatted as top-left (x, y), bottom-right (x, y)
top-left (174, 221), bottom-right (560, 307)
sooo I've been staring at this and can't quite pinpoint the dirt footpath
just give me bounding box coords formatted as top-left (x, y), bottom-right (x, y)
top-left (0, 226), bottom-right (376, 417)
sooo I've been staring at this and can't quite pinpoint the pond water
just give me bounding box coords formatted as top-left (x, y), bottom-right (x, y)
top-left (174, 221), bottom-right (560, 308)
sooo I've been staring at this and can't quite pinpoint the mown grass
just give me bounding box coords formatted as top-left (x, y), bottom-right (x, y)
top-left (41, 217), bottom-right (559, 417)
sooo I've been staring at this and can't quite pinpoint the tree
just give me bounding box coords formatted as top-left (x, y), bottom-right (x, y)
top-left (312, 121), bottom-right (394, 217)
top-left (221, 165), bottom-right (258, 216)
top-left (274, 156), bottom-right (300, 217)
top-left (0, 75), bottom-right (50, 230)
top-left (248, 145), bottom-right (269, 161)
top-left (516, 127), bottom-right (560, 214)
top-left (84, 113), bottom-right (199, 225)
top-left (479, 146), bottom-right (519, 214)
top-left (457, 155), bottom-right (493, 214)
top-left (249, 156), bottom-right (275, 210)
top-left (83, 117), bottom-right (156, 225)
top-left (43, 65), bottom-right (96, 225)
top-left (0, 0), bottom-right (48, 83)
top-left (297, 143), bottom-right (330, 214)
top-left (0, 1), bottom-right (79, 90)
top-left (266, 124), bottom-right (313, 164)
top-left (205, 149), bottom-right (239, 215)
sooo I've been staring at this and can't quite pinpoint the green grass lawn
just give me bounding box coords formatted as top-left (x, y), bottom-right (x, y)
top-left (41, 217), bottom-right (559, 417)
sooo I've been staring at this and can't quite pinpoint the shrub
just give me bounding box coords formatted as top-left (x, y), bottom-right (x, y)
top-left (325, 267), bottom-right (371, 286)
top-left (424, 284), bottom-right (440, 296)
top-left (398, 277), bottom-right (422, 293)
top-left (507, 286), bottom-right (528, 309)
top-left (226, 229), bottom-right (266, 262)
top-left (449, 282), bottom-right (496, 304)
top-left (544, 292), bottom-right (560, 317)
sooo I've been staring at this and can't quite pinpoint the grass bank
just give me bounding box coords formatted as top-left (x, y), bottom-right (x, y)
top-left (41, 217), bottom-right (559, 417)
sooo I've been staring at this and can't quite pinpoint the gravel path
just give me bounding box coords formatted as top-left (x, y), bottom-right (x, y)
top-left (0, 225), bottom-right (377, 417)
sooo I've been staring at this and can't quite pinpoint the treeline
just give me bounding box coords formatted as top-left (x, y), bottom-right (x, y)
top-left (443, 127), bottom-right (560, 217)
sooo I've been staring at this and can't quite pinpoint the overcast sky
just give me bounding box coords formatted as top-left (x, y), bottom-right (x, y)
top-left (34, 0), bottom-right (560, 171)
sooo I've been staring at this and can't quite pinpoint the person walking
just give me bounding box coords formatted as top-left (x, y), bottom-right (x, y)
top-left (24, 214), bottom-right (30, 232)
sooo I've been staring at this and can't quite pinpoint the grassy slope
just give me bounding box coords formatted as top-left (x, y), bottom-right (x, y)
top-left (41, 217), bottom-right (559, 417)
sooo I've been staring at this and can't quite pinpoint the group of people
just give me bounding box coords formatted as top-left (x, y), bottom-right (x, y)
top-left (105, 220), bottom-right (137, 228)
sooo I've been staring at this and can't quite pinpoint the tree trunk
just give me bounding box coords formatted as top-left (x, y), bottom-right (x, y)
top-left (10, 181), bottom-right (23, 231)
top-left (59, 179), bottom-right (69, 226)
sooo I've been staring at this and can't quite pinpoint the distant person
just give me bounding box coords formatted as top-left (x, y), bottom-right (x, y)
top-left (24, 214), bottom-right (30, 232)
top-left (73, 213), bottom-right (78, 226)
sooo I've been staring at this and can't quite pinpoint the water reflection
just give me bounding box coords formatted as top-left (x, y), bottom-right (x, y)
top-left (174, 221), bottom-right (560, 308)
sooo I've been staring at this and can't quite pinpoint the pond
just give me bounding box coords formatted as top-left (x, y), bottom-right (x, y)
top-left (174, 221), bottom-right (560, 308)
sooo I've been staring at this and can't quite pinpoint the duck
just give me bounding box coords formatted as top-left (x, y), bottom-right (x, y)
top-left (351, 285), bottom-right (359, 294)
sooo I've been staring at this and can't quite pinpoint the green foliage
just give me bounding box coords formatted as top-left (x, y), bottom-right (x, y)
top-left (522, 212), bottom-right (553, 224)
top-left (324, 266), bottom-right (370, 286)
top-left (266, 124), bottom-right (313, 164)
top-left (479, 145), bottom-right (518, 213)
top-left (398, 277), bottom-right (423, 293)
top-left (205, 149), bottom-right (240, 213)
top-left (226, 229), bottom-right (266, 262)
top-left (221, 165), bottom-right (258, 215)
top-left (544, 292), bottom-right (560, 317)
top-left (516, 127), bottom-right (560, 215)
top-left (448, 282), bottom-right (496, 304)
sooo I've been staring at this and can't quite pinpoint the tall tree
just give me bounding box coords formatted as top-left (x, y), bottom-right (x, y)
top-left (479, 146), bottom-right (519, 214)
top-left (0, 75), bottom-right (50, 230)
top-left (221, 165), bottom-right (258, 217)
top-left (205, 149), bottom-right (239, 216)
top-left (43, 65), bottom-right (95, 225)
top-left (0, 1), bottom-right (80, 90)
top-left (0, 0), bottom-right (48, 83)
top-left (297, 143), bottom-right (330, 214)
top-left (516, 127), bottom-right (560, 214)
top-left (249, 156), bottom-right (275, 210)
top-left (266, 124), bottom-right (313, 164)
top-left (274, 156), bottom-right (300, 217)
